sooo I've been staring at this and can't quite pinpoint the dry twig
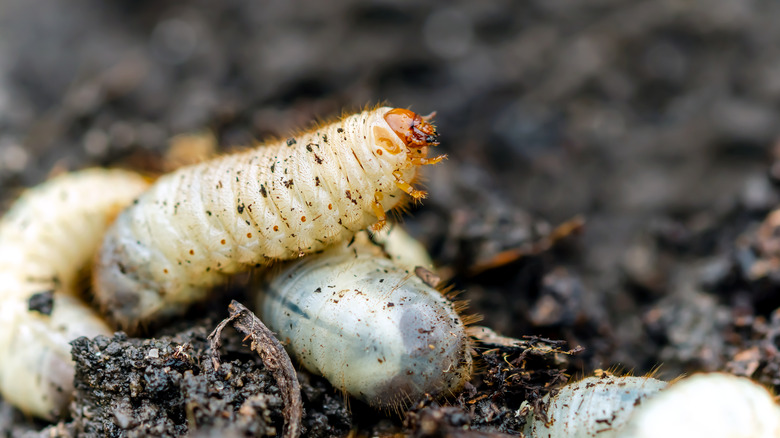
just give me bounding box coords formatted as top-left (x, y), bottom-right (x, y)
top-left (208, 300), bottom-right (302, 438)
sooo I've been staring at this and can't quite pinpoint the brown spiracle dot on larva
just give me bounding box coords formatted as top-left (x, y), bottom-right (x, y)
top-left (0, 169), bottom-right (150, 419)
top-left (93, 106), bottom-right (445, 331)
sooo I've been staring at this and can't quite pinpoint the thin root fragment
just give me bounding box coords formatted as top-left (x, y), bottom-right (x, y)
top-left (467, 215), bottom-right (586, 275)
top-left (208, 300), bottom-right (302, 438)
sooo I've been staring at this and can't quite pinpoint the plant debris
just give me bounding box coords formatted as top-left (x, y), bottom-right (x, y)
top-left (208, 301), bottom-right (302, 438)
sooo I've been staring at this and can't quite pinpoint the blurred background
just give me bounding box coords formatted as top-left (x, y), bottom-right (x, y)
top-left (2, 0), bottom-right (780, 429)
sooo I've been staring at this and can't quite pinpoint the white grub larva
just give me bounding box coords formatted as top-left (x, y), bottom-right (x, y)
top-left (522, 375), bottom-right (668, 438)
top-left (0, 294), bottom-right (113, 419)
top-left (94, 107), bottom-right (444, 329)
top-left (0, 169), bottom-right (149, 419)
top-left (523, 373), bottom-right (780, 438)
top-left (255, 230), bottom-right (472, 410)
top-left (618, 373), bottom-right (780, 438)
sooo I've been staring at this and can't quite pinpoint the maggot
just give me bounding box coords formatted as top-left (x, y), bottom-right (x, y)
top-left (254, 227), bottom-right (472, 409)
top-left (94, 107), bottom-right (444, 329)
top-left (0, 169), bottom-right (149, 419)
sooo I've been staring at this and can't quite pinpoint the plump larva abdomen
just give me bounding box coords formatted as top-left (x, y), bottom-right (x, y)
top-left (523, 375), bottom-right (667, 438)
top-left (618, 373), bottom-right (780, 438)
top-left (0, 169), bottom-right (149, 419)
top-left (255, 232), bottom-right (471, 409)
top-left (94, 106), bottom-right (444, 330)
top-left (524, 373), bottom-right (780, 438)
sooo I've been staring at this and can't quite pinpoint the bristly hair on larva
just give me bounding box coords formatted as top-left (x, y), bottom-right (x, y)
top-left (255, 228), bottom-right (473, 412)
top-left (0, 169), bottom-right (150, 420)
top-left (93, 106), bottom-right (445, 331)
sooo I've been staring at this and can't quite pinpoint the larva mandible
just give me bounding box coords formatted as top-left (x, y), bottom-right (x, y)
top-left (255, 227), bottom-right (472, 409)
top-left (94, 107), bottom-right (444, 329)
top-left (523, 373), bottom-right (780, 438)
top-left (0, 169), bottom-right (150, 419)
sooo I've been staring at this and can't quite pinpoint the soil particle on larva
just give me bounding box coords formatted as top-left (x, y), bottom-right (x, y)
top-left (27, 291), bottom-right (55, 316)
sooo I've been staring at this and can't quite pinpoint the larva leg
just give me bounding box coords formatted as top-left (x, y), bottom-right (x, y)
top-left (411, 154), bottom-right (447, 166)
top-left (392, 170), bottom-right (427, 199)
top-left (256, 229), bottom-right (472, 410)
top-left (0, 169), bottom-right (149, 419)
top-left (369, 194), bottom-right (388, 232)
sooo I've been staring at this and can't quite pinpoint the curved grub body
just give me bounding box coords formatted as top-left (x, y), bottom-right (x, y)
top-left (523, 375), bottom-right (667, 438)
top-left (618, 373), bottom-right (780, 438)
top-left (95, 107), bottom-right (442, 328)
top-left (0, 169), bottom-right (149, 419)
top-left (524, 373), bottom-right (780, 438)
top-left (256, 233), bottom-right (472, 409)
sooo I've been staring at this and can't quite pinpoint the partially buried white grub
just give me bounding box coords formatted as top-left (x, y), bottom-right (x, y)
top-left (255, 228), bottom-right (472, 409)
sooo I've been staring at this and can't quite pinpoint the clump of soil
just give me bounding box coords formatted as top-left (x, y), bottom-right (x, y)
top-left (69, 329), bottom-right (283, 437)
top-left (63, 321), bottom-right (351, 438)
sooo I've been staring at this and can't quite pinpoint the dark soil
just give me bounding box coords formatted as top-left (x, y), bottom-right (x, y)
top-left (2, 0), bottom-right (780, 436)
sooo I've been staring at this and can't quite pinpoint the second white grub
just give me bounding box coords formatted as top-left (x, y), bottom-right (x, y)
top-left (255, 229), bottom-right (471, 409)
top-left (0, 169), bottom-right (149, 419)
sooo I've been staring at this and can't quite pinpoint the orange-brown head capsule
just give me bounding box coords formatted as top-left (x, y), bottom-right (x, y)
top-left (384, 108), bottom-right (439, 148)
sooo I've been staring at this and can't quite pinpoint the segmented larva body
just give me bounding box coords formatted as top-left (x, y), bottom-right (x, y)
top-left (619, 373), bottom-right (780, 438)
top-left (255, 229), bottom-right (472, 409)
top-left (524, 373), bottom-right (780, 438)
top-left (522, 375), bottom-right (668, 438)
top-left (0, 169), bottom-right (150, 419)
top-left (94, 107), bottom-right (443, 329)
